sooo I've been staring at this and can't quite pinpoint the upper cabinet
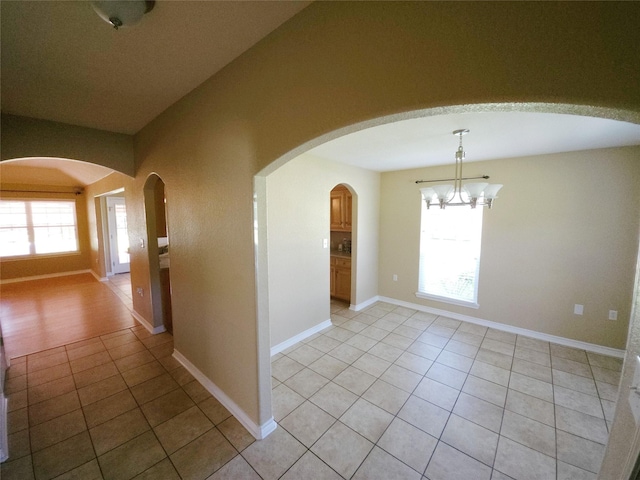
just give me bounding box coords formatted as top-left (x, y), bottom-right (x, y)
top-left (330, 185), bottom-right (352, 232)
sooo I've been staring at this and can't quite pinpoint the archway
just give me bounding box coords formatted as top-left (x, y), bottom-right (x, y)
top-left (143, 173), bottom-right (172, 334)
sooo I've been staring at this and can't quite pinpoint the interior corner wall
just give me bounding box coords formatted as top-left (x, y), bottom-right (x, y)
top-left (84, 172), bottom-right (135, 280)
top-left (379, 146), bottom-right (640, 350)
top-left (266, 154), bottom-right (380, 348)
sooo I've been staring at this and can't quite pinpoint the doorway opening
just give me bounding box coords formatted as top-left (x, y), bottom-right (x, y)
top-left (143, 174), bottom-right (172, 334)
top-left (330, 183), bottom-right (354, 305)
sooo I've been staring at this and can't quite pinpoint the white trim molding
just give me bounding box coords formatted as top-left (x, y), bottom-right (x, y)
top-left (0, 269), bottom-right (92, 285)
top-left (271, 319), bottom-right (332, 356)
top-left (0, 396), bottom-right (8, 463)
top-left (131, 310), bottom-right (166, 335)
top-left (173, 349), bottom-right (277, 440)
top-left (378, 296), bottom-right (626, 358)
top-left (351, 296), bottom-right (380, 312)
top-left (90, 270), bottom-right (109, 282)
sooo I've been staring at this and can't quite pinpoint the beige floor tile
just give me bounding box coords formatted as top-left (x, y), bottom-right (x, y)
top-left (7, 407), bottom-right (28, 434)
top-left (353, 446), bottom-right (422, 479)
top-left (516, 336), bottom-right (549, 352)
top-left (154, 405), bottom-right (213, 454)
top-left (7, 389), bottom-right (28, 413)
top-left (149, 341), bottom-right (174, 359)
top-left (308, 354), bottom-right (349, 380)
top-left (476, 348), bottom-right (514, 370)
top-left (28, 375), bottom-right (76, 405)
top-left (398, 395), bottom-right (450, 438)
top-left (554, 385), bottom-right (604, 418)
top-left (379, 364), bottom-right (422, 392)
top-left (69, 351), bottom-right (112, 374)
top-left (436, 350), bottom-right (474, 373)
top-left (113, 350), bottom-right (155, 372)
top-left (7, 428), bottom-right (31, 461)
top-left (463, 375), bottom-right (507, 407)
top-left (271, 384), bottom-right (305, 421)
top-left (311, 421), bottom-right (373, 479)
top-left (98, 430), bottom-right (166, 480)
top-left (414, 377), bottom-right (460, 411)
top-left (73, 361), bottom-right (119, 389)
top-left (444, 338), bottom-right (480, 358)
top-left (328, 343), bottom-right (364, 364)
top-left (340, 398), bottom-right (395, 443)
top-left (453, 392), bottom-right (504, 433)
top-left (77, 374), bottom-right (127, 406)
top-left (242, 428), bottom-right (306, 480)
top-left (555, 405), bottom-right (609, 444)
top-left (170, 428), bottom-right (237, 480)
top-left (352, 353), bottom-right (392, 378)
top-left (209, 455), bottom-right (261, 480)
top-left (324, 326), bottom-right (356, 343)
top-left (556, 430), bottom-right (606, 474)
top-left (362, 379), bottom-right (410, 415)
top-left (82, 389), bottom-right (138, 428)
top-left (284, 368), bottom-right (329, 398)
top-left (130, 372), bottom-right (180, 404)
top-left (514, 345), bottom-right (551, 367)
top-left (121, 360), bottom-right (166, 388)
top-left (271, 356), bottom-right (305, 382)
top-left (470, 360), bottom-right (511, 387)
top-left (106, 339), bottom-right (148, 360)
top-left (1, 455), bottom-right (35, 480)
top-left (557, 460), bottom-right (598, 480)
top-left (54, 459), bottom-right (103, 480)
top-left (217, 416), bottom-right (256, 452)
top-left (280, 400), bottom-right (336, 447)
top-left (133, 458), bottom-right (181, 480)
top-left (5, 373), bottom-right (27, 394)
top-left (28, 362), bottom-right (72, 387)
top-left (494, 436), bottom-right (556, 480)
top-left (182, 379), bottom-right (212, 403)
top-left (168, 365), bottom-right (195, 386)
top-left (345, 333), bottom-right (379, 351)
top-left (551, 343), bottom-right (589, 364)
top-left (590, 365), bottom-right (621, 385)
top-left (310, 381), bottom-right (358, 418)
top-left (500, 410), bottom-right (555, 457)
top-left (140, 331), bottom-right (173, 348)
top-left (487, 329), bottom-right (516, 345)
top-left (28, 350), bottom-right (69, 373)
top-left (29, 390), bottom-right (80, 427)
top-left (552, 357), bottom-right (593, 378)
top-left (307, 334), bottom-right (343, 352)
top-left (394, 351), bottom-right (433, 375)
top-left (32, 431), bottom-right (96, 480)
top-left (442, 414), bottom-right (498, 466)
top-left (378, 417), bottom-right (437, 474)
top-left (425, 441), bottom-right (492, 480)
top-left (199, 395), bottom-right (233, 425)
top-left (553, 369), bottom-right (598, 396)
top-left (505, 389), bottom-right (555, 427)
top-left (508, 372), bottom-right (553, 403)
top-left (452, 330), bottom-right (485, 347)
top-left (65, 341), bottom-right (106, 362)
top-left (140, 388), bottom-right (195, 427)
top-left (89, 408), bottom-right (150, 455)
top-left (286, 344), bottom-right (325, 366)
top-left (426, 362), bottom-right (467, 389)
top-left (30, 409), bottom-right (87, 452)
top-left (333, 365), bottom-right (377, 395)
top-left (280, 451), bottom-right (342, 480)
top-left (586, 352), bottom-right (623, 372)
top-left (511, 357), bottom-right (552, 383)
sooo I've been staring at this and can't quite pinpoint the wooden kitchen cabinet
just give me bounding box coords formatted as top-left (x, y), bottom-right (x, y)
top-left (330, 186), bottom-right (352, 232)
top-left (330, 256), bottom-right (351, 302)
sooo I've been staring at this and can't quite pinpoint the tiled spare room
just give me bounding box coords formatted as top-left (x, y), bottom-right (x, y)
top-left (1, 275), bottom-right (622, 479)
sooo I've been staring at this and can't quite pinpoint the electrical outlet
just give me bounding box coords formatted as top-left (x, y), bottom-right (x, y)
top-left (609, 310), bottom-right (618, 321)
top-left (323, 238), bottom-right (328, 249)
top-left (574, 304), bottom-right (584, 315)
top-left (393, 274), bottom-right (398, 281)
top-left (136, 287), bottom-right (144, 297)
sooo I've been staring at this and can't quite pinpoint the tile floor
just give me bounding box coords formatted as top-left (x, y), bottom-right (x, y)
top-left (2, 299), bottom-right (623, 479)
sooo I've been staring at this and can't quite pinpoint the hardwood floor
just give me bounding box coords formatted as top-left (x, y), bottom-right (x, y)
top-left (0, 273), bottom-right (137, 359)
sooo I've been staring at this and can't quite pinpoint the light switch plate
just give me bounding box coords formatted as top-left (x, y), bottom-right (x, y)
top-left (629, 355), bottom-right (640, 426)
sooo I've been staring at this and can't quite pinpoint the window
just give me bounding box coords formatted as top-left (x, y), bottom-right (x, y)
top-left (417, 203), bottom-right (483, 308)
top-left (0, 200), bottom-right (79, 258)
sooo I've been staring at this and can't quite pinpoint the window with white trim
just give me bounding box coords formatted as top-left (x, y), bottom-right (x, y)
top-left (0, 200), bottom-right (79, 258)
top-left (417, 202), bottom-right (483, 308)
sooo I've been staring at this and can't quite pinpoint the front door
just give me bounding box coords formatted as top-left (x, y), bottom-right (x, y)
top-left (106, 197), bottom-right (130, 274)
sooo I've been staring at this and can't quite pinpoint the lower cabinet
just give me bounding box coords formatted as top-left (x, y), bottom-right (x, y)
top-left (330, 256), bottom-right (351, 302)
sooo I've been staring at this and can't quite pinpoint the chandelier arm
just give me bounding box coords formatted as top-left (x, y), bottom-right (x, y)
top-left (415, 175), bottom-right (489, 184)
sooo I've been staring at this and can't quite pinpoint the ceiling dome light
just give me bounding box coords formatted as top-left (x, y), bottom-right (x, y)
top-left (92, 1), bottom-right (155, 30)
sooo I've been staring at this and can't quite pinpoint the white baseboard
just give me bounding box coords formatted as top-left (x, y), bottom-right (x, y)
top-left (90, 270), bottom-right (109, 282)
top-left (271, 319), bottom-right (332, 356)
top-left (351, 296), bottom-right (381, 312)
top-left (172, 349), bottom-right (277, 440)
top-left (0, 269), bottom-right (92, 285)
top-left (378, 296), bottom-right (625, 358)
top-left (0, 395), bottom-right (8, 463)
top-left (131, 310), bottom-right (166, 335)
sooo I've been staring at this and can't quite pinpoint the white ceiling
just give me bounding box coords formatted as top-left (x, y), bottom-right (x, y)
top-left (1, 1), bottom-right (639, 180)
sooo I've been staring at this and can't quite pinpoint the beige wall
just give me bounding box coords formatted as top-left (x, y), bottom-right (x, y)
top-left (0, 184), bottom-right (92, 280)
top-left (379, 147), bottom-right (640, 350)
top-left (266, 154), bottom-right (380, 347)
top-left (2, 0), bottom-right (640, 445)
top-left (1, 114), bottom-right (134, 175)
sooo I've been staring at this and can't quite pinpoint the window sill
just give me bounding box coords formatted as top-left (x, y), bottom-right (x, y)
top-left (0, 251), bottom-right (81, 262)
top-left (415, 291), bottom-right (479, 309)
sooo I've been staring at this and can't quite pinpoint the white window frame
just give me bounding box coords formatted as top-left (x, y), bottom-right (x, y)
top-left (0, 199), bottom-right (80, 259)
top-left (416, 201), bottom-right (483, 309)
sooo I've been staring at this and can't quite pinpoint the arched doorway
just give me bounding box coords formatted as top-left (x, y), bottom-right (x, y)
top-left (143, 174), bottom-right (172, 333)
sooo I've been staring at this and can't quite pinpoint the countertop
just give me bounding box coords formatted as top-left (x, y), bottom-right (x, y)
top-left (330, 249), bottom-right (351, 259)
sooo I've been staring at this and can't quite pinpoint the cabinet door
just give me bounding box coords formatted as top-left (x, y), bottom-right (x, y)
top-left (330, 193), bottom-right (344, 231)
top-left (330, 265), bottom-right (336, 296)
top-left (344, 192), bottom-right (352, 231)
top-left (334, 267), bottom-right (351, 301)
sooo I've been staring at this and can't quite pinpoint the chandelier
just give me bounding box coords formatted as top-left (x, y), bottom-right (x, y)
top-left (416, 129), bottom-right (502, 209)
